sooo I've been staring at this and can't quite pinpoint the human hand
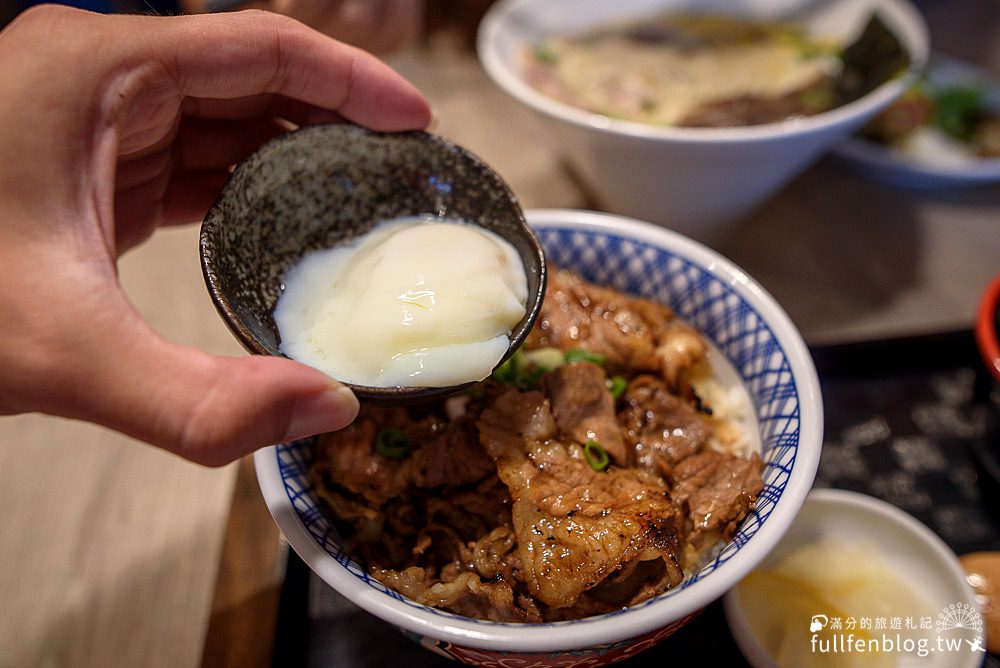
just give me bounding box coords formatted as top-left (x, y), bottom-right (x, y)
top-left (0, 5), bottom-right (430, 465)
top-left (263, 0), bottom-right (424, 54)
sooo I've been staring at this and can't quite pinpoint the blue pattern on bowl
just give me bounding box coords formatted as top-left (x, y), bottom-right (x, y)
top-left (275, 226), bottom-right (800, 627)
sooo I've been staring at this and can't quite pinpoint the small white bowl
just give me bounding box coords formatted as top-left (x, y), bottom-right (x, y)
top-left (724, 488), bottom-right (985, 668)
top-left (832, 54), bottom-right (1000, 189)
top-left (255, 209), bottom-right (824, 665)
top-left (478, 0), bottom-right (929, 240)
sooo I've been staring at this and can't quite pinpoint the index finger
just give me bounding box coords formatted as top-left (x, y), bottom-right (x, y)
top-left (150, 10), bottom-right (431, 132)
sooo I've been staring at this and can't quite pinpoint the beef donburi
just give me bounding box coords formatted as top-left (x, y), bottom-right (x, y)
top-left (309, 267), bottom-right (764, 622)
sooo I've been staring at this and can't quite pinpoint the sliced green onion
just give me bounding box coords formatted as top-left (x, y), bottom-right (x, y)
top-left (800, 86), bottom-right (834, 111)
top-left (932, 87), bottom-right (984, 143)
top-left (584, 439), bottom-right (610, 472)
top-left (492, 348), bottom-right (556, 390)
top-left (565, 348), bottom-right (605, 365)
top-left (523, 347), bottom-right (566, 372)
top-left (517, 367), bottom-right (547, 390)
top-left (607, 375), bottom-right (628, 401)
top-left (375, 427), bottom-right (410, 459)
top-left (797, 42), bottom-right (827, 61)
top-left (533, 43), bottom-right (558, 64)
top-left (491, 349), bottom-right (522, 385)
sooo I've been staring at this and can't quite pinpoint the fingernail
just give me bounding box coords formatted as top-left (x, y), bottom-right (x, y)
top-left (284, 385), bottom-right (359, 441)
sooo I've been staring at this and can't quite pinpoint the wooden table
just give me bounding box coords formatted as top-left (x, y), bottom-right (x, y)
top-left (1, 6), bottom-right (997, 668)
top-left (0, 226), bottom-right (242, 668)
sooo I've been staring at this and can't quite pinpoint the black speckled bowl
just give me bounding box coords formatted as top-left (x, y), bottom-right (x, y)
top-left (200, 124), bottom-right (546, 405)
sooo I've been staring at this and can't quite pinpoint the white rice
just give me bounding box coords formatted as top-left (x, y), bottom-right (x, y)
top-left (689, 346), bottom-right (759, 459)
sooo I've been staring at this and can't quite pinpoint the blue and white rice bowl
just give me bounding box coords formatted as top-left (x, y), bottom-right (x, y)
top-left (254, 209), bottom-right (824, 665)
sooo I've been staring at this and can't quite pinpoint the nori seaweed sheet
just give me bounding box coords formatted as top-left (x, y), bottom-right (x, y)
top-left (835, 14), bottom-right (912, 106)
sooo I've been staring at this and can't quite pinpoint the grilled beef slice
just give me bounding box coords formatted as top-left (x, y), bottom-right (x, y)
top-left (618, 375), bottom-right (712, 478)
top-left (526, 267), bottom-right (707, 385)
top-left (672, 450), bottom-right (764, 551)
top-left (478, 390), bottom-right (683, 609)
top-left (542, 361), bottom-right (627, 464)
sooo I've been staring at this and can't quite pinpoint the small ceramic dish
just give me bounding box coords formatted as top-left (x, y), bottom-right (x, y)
top-left (832, 54), bottom-right (1000, 188)
top-left (254, 208), bottom-right (824, 666)
top-left (200, 124), bottom-right (546, 405)
top-left (972, 272), bottom-right (1000, 512)
top-left (724, 488), bottom-right (985, 668)
top-left (976, 271), bottom-right (1000, 385)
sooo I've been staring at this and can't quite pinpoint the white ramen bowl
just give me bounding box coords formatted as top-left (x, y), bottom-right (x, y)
top-left (255, 209), bottom-right (824, 666)
top-left (478, 0), bottom-right (929, 240)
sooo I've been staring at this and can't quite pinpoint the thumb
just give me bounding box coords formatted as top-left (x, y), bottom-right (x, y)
top-left (61, 329), bottom-right (359, 466)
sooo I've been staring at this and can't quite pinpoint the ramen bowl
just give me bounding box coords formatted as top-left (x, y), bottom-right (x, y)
top-left (478, 0), bottom-right (929, 240)
top-left (254, 209), bottom-right (824, 666)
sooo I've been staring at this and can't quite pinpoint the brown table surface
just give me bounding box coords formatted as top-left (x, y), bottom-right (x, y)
top-left (1, 3), bottom-right (998, 667)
